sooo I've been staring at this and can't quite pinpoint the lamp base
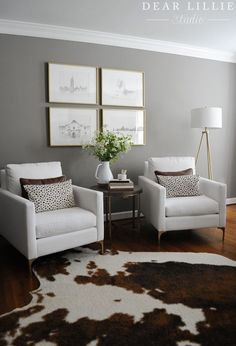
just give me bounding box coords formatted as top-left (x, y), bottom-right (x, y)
top-left (195, 128), bottom-right (213, 180)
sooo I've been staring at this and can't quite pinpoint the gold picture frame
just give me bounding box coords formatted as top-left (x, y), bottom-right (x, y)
top-left (49, 107), bottom-right (99, 147)
top-left (102, 109), bottom-right (146, 146)
top-left (48, 62), bottom-right (99, 105)
top-left (101, 68), bottom-right (145, 107)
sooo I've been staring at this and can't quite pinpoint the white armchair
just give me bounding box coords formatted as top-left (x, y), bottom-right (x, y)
top-left (138, 157), bottom-right (226, 242)
top-left (0, 162), bottom-right (104, 269)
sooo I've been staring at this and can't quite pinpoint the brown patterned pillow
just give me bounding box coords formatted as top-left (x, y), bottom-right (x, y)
top-left (154, 168), bottom-right (193, 181)
top-left (20, 176), bottom-right (66, 199)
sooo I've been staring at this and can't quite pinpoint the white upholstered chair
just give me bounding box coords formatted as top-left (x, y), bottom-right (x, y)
top-left (138, 157), bottom-right (226, 242)
top-left (0, 162), bottom-right (104, 269)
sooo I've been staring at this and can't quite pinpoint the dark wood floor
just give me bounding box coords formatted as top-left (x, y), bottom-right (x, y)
top-left (0, 204), bottom-right (235, 315)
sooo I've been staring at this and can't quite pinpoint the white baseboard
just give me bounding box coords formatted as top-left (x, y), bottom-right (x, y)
top-left (226, 198), bottom-right (236, 205)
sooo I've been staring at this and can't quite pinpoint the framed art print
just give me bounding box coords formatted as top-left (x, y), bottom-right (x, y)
top-left (49, 108), bottom-right (98, 146)
top-left (102, 109), bottom-right (146, 145)
top-left (101, 68), bottom-right (144, 107)
top-left (48, 63), bottom-right (98, 104)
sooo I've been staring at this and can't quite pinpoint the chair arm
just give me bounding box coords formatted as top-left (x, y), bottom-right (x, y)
top-left (199, 177), bottom-right (226, 227)
top-left (0, 188), bottom-right (37, 259)
top-left (73, 186), bottom-right (104, 241)
top-left (138, 176), bottom-right (166, 231)
top-left (199, 177), bottom-right (226, 202)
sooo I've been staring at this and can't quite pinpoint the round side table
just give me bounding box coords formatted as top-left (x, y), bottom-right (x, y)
top-left (90, 185), bottom-right (142, 241)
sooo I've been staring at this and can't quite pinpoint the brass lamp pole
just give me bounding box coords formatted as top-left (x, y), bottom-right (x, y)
top-left (191, 107), bottom-right (222, 180)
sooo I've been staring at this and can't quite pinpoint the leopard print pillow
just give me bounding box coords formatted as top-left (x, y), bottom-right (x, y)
top-left (24, 179), bottom-right (75, 213)
top-left (157, 175), bottom-right (200, 198)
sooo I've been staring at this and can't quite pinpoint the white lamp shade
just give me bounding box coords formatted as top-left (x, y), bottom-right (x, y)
top-left (191, 107), bottom-right (222, 129)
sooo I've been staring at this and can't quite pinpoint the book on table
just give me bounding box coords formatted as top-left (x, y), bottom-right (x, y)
top-left (108, 179), bottom-right (134, 190)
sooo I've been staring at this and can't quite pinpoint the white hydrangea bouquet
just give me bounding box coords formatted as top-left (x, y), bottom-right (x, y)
top-left (83, 131), bottom-right (133, 162)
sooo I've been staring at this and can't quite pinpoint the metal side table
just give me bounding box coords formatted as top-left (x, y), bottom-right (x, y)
top-left (90, 185), bottom-right (142, 242)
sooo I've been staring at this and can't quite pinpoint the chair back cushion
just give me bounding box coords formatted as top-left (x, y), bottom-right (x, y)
top-left (144, 161), bottom-right (149, 177)
top-left (146, 157), bottom-right (196, 181)
top-left (6, 162), bottom-right (63, 195)
top-left (0, 170), bottom-right (7, 189)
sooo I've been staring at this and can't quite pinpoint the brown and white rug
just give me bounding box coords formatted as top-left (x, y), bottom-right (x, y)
top-left (0, 248), bottom-right (236, 346)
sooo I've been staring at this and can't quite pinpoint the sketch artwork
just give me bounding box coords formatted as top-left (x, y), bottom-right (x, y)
top-left (101, 69), bottom-right (144, 107)
top-left (114, 79), bottom-right (135, 97)
top-left (49, 108), bottom-right (98, 146)
top-left (48, 63), bottom-right (98, 104)
top-left (102, 109), bottom-right (145, 145)
top-left (59, 77), bottom-right (88, 94)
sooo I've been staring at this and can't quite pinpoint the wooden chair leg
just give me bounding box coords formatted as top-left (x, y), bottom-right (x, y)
top-left (218, 227), bottom-right (225, 241)
top-left (158, 230), bottom-right (165, 243)
top-left (97, 240), bottom-right (105, 254)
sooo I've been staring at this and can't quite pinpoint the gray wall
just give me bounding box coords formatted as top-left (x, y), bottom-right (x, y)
top-left (0, 34), bottom-right (236, 212)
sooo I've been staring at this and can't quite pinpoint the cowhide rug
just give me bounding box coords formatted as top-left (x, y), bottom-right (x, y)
top-left (1, 249), bottom-right (236, 346)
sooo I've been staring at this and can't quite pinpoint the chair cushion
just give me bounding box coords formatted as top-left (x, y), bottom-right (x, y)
top-left (6, 162), bottom-right (62, 195)
top-left (24, 179), bottom-right (75, 213)
top-left (147, 157), bottom-right (195, 181)
top-left (0, 170), bottom-right (7, 189)
top-left (35, 207), bottom-right (96, 239)
top-left (165, 195), bottom-right (219, 217)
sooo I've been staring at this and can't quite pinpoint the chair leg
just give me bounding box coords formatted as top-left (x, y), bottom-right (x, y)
top-left (97, 240), bottom-right (105, 254)
top-left (158, 230), bottom-right (165, 243)
top-left (218, 227), bottom-right (225, 241)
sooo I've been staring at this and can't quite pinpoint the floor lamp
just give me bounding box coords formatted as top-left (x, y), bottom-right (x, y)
top-left (191, 107), bottom-right (222, 180)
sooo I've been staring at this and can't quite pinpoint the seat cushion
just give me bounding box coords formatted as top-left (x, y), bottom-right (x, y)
top-left (165, 195), bottom-right (219, 217)
top-left (36, 207), bottom-right (96, 239)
